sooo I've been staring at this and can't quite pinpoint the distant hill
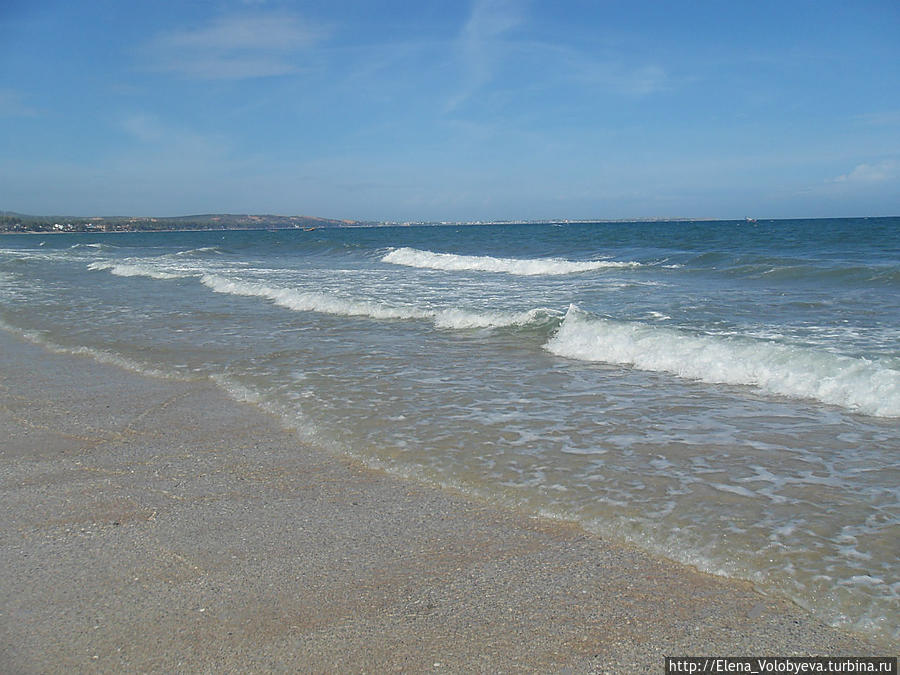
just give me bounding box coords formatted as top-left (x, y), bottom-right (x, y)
top-left (0, 211), bottom-right (367, 233)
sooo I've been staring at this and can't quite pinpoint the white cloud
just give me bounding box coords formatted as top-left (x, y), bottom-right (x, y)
top-left (829, 160), bottom-right (898, 184)
top-left (143, 13), bottom-right (325, 80)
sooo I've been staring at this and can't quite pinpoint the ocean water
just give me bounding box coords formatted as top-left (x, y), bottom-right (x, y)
top-left (1, 218), bottom-right (898, 643)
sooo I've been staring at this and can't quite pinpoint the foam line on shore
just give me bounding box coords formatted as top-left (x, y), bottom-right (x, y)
top-left (0, 318), bottom-right (189, 381)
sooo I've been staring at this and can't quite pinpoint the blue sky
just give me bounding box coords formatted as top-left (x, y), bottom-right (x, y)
top-left (1, 0), bottom-right (899, 221)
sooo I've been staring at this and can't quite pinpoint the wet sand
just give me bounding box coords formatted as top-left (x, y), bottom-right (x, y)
top-left (0, 330), bottom-right (890, 673)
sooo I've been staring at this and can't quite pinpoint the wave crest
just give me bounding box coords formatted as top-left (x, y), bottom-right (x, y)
top-left (433, 307), bottom-right (561, 330)
top-left (175, 246), bottom-right (224, 257)
top-left (200, 274), bottom-right (431, 321)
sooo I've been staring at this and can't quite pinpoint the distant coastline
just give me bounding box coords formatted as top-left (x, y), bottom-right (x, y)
top-left (1, 210), bottom-right (895, 234)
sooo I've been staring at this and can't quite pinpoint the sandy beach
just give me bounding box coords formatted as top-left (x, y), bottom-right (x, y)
top-left (0, 329), bottom-right (891, 673)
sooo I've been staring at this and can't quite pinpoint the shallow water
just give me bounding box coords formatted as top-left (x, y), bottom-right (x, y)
top-left (1, 218), bottom-right (898, 642)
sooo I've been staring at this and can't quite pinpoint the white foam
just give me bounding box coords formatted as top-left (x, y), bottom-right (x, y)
top-left (546, 305), bottom-right (900, 417)
top-left (175, 246), bottom-right (223, 256)
top-left (87, 261), bottom-right (186, 280)
top-left (0, 248), bottom-right (71, 262)
top-left (382, 247), bottom-right (641, 275)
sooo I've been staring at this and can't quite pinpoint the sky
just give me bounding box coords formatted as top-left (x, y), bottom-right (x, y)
top-left (1, 0), bottom-right (899, 222)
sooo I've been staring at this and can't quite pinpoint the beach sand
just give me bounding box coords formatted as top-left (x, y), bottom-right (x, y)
top-left (0, 330), bottom-right (890, 673)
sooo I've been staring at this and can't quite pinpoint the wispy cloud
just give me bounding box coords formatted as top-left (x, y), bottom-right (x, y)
top-left (854, 110), bottom-right (900, 127)
top-left (142, 12), bottom-right (325, 80)
top-left (829, 160), bottom-right (898, 184)
top-left (463, 0), bottom-right (523, 47)
top-left (0, 88), bottom-right (39, 117)
top-left (554, 48), bottom-right (669, 95)
top-left (121, 113), bottom-right (168, 143)
top-left (119, 112), bottom-right (227, 160)
top-left (448, 0), bottom-right (524, 110)
top-left (447, 1), bottom-right (669, 113)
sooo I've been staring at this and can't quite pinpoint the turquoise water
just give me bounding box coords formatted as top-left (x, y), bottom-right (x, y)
top-left (1, 218), bottom-right (898, 642)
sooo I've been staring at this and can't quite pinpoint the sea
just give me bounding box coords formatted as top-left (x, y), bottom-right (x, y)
top-left (1, 217), bottom-right (898, 643)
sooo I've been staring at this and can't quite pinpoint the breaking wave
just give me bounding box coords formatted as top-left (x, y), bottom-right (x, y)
top-left (382, 247), bottom-right (641, 275)
top-left (545, 305), bottom-right (900, 417)
top-left (200, 273), bottom-right (556, 330)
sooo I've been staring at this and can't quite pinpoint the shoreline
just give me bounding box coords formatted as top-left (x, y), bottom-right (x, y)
top-left (0, 329), bottom-right (892, 672)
